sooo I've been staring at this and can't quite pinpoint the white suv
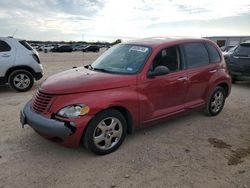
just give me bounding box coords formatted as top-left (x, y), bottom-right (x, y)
top-left (0, 37), bottom-right (43, 92)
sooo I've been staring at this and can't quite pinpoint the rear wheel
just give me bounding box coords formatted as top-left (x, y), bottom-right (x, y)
top-left (204, 86), bottom-right (226, 116)
top-left (8, 70), bottom-right (34, 92)
top-left (83, 109), bottom-right (127, 155)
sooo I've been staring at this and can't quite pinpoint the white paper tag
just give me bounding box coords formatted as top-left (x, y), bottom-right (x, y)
top-left (129, 46), bottom-right (148, 53)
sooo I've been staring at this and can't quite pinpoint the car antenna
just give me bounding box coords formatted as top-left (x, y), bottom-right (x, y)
top-left (12, 29), bottom-right (18, 37)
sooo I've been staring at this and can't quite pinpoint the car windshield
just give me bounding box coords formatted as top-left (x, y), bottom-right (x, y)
top-left (91, 44), bottom-right (151, 74)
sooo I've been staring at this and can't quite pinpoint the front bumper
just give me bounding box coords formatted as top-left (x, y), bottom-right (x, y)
top-left (21, 101), bottom-right (72, 139)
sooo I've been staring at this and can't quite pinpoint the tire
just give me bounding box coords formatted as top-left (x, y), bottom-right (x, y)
top-left (8, 69), bottom-right (34, 92)
top-left (204, 86), bottom-right (226, 116)
top-left (231, 77), bottom-right (237, 84)
top-left (83, 109), bottom-right (127, 155)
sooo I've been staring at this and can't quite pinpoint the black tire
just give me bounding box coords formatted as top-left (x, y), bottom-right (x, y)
top-left (204, 86), bottom-right (226, 116)
top-left (83, 109), bottom-right (127, 155)
top-left (231, 77), bottom-right (237, 84)
top-left (8, 69), bottom-right (34, 92)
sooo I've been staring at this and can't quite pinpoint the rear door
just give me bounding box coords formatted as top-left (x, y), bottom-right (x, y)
top-left (0, 39), bottom-right (15, 77)
top-left (182, 42), bottom-right (219, 108)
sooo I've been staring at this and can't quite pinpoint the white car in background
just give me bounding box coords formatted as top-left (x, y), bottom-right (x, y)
top-left (39, 45), bottom-right (54, 52)
top-left (0, 37), bottom-right (43, 92)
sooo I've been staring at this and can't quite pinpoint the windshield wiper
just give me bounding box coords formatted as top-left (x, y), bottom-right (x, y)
top-left (92, 67), bottom-right (110, 72)
top-left (85, 64), bottom-right (112, 73)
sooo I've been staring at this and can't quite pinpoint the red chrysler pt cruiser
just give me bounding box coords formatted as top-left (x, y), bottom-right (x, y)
top-left (20, 37), bottom-right (231, 155)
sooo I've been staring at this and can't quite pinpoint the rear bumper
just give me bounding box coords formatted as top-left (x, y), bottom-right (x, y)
top-left (0, 77), bottom-right (5, 85)
top-left (34, 72), bottom-right (43, 80)
top-left (21, 101), bottom-right (72, 139)
top-left (230, 71), bottom-right (250, 81)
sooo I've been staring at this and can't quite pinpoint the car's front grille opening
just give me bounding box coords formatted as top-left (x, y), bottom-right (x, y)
top-left (32, 90), bottom-right (54, 114)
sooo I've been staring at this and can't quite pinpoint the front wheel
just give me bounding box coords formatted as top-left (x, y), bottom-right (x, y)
top-left (204, 86), bottom-right (226, 116)
top-left (8, 70), bottom-right (34, 92)
top-left (83, 109), bottom-right (127, 155)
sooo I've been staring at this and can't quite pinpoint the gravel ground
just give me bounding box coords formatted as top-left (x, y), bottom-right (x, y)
top-left (0, 50), bottom-right (249, 188)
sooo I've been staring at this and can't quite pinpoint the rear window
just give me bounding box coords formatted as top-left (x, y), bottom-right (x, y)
top-left (205, 43), bottom-right (221, 63)
top-left (183, 43), bottom-right (209, 68)
top-left (0, 40), bottom-right (11, 52)
top-left (235, 43), bottom-right (250, 55)
top-left (19, 40), bottom-right (33, 50)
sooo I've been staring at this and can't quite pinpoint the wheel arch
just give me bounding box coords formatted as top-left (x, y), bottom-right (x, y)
top-left (5, 65), bottom-right (36, 82)
top-left (85, 105), bottom-right (134, 135)
top-left (107, 106), bottom-right (134, 134)
top-left (217, 82), bottom-right (230, 97)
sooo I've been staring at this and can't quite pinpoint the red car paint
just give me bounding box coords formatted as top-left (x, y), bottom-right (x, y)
top-left (27, 37), bottom-right (232, 147)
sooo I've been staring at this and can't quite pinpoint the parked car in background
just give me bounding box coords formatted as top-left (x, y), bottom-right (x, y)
top-left (21, 37), bottom-right (231, 155)
top-left (51, 45), bottom-right (73, 52)
top-left (40, 45), bottom-right (54, 52)
top-left (82, 45), bottom-right (100, 52)
top-left (0, 37), bottom-right (43, 91)
top-left (224, 41), bottom-right (250, 83)
top-left (72, 44), bottom-right (87, 51)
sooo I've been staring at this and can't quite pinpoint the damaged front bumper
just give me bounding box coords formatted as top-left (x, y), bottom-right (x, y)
top-left (20, 100), bottom-right (72, 139)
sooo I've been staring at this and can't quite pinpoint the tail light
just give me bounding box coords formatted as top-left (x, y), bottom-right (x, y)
top-left (32, 54), bottom-right (40, 64)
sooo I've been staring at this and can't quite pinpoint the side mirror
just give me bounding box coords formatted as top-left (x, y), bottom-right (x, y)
top-left (147, 65), bottom-right (170, 78)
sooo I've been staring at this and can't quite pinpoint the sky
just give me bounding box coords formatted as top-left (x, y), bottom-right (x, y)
top-left (0, 0), bottom-right (250, 42)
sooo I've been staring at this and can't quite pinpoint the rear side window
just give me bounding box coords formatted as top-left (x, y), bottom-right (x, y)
top-left (183, 43), bottom-right (209, 68)
top-left (19, 40), bottom-right (33, 50)
top-left (205, 43), bottom-right (221, 63)
top-left (0, 40), bottom-right (11, 52)
top-left (235, 43), bottom-right (250, 55)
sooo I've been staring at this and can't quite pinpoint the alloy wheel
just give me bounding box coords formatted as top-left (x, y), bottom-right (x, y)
top-left (93, 117), bottom-right (123, 150)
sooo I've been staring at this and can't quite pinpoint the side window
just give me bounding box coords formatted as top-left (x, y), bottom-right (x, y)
top-left (0, 40), bottom-right (11, 52)
top-left (205, 43), bottom-right (221, 63)
top-left (152, 46), bottom-right (181, 73)
top-left (183, 43), bottom-right (209, 68)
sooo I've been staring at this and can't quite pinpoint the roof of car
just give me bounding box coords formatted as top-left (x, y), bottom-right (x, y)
top-left (125, 37), bottom-right (211, 48)
top-left (0, 36), bottom-right (23, 41)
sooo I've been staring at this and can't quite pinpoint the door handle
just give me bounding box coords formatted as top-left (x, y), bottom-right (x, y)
top-left (2, 54), bottom-right (10, 57)
top-left (177, 77), bottom-right (188, 81)
top-left (209, 70), bottom-right (217, 73)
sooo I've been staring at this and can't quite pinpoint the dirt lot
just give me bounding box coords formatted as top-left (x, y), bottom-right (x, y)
top-left (0, 50), bottom-right (250, 188)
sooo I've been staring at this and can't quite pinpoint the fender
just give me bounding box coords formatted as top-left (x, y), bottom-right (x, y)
top-left (203, 69), bottom-right (231, 101)
top-left (50, 85), bottom-right (140, 131)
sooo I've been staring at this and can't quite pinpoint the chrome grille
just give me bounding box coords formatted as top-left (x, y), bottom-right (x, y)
top-left (32, 90), bottom-right (54, 113)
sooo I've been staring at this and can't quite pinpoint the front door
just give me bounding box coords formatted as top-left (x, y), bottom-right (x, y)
top-left (138, 45), bottom-right (188, 123)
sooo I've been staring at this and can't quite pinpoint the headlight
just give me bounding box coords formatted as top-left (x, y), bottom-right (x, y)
top-left (57, 104), bottom-right (90, 118)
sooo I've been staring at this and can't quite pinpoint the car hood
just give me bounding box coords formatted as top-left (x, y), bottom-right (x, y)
top-left (40, 67), bottom-right (137, 94)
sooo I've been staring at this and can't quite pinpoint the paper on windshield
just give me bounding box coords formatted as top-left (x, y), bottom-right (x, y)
top-left (129, 46), bottom-right (148, 53)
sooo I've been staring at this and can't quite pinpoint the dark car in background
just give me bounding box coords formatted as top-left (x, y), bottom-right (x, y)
top-left (51, 45), bottom-right (73, 52)
top-left (82, 45), bottom-right (100, 52)
top-left (224, 41), bottom-right (250, 83)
